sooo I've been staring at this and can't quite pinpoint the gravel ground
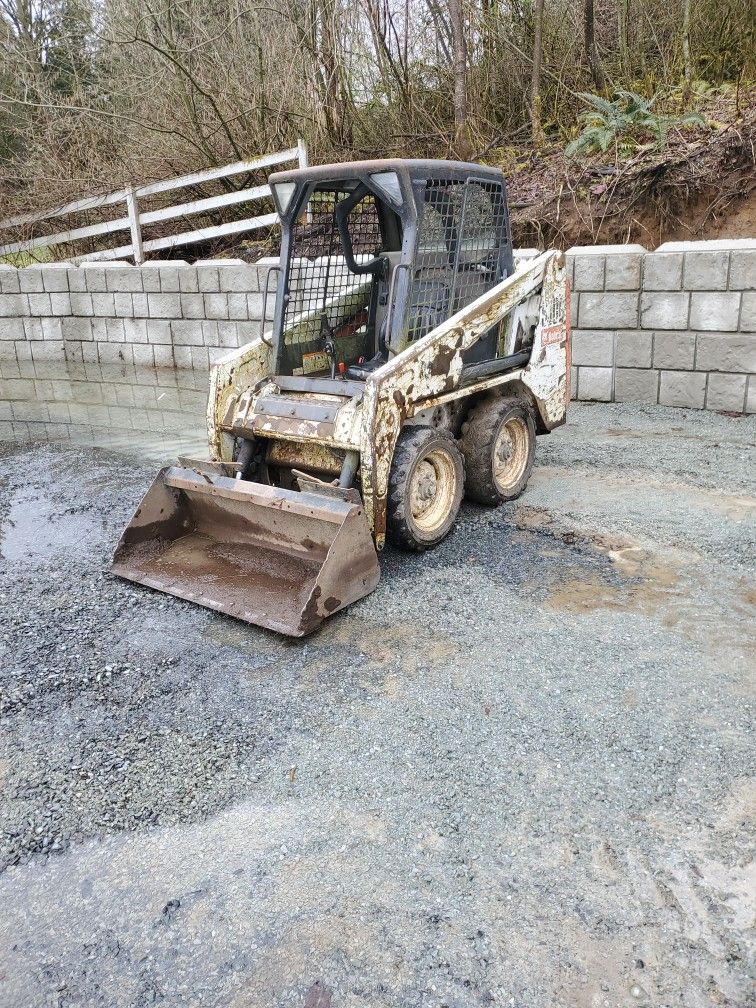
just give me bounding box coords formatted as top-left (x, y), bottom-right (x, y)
top-left (0, 402), bottom-right (754, 1008)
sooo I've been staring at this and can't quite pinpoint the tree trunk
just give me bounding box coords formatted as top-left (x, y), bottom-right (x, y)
top-left (447, 0), bottom-right (471, 159)
top-left (618, 0), bottom-right (630, 79)
top-left (584, 0), bottom-right (605, 91)
top-left (681, 0), bottom-right (692, 102)
top-left (531, 0), bottom-right (545, 148)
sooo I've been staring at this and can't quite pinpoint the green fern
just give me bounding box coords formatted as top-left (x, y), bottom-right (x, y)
top-left (566, 90), bottom-right (706, 158)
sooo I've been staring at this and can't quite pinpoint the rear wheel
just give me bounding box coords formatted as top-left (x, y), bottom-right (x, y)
top-left (387, 427), bottom-right (464, 551)
top-left (460, 395), bottom-right (536, 505)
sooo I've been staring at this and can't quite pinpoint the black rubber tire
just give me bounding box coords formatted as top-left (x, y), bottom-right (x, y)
top-left (459, 395), bottom-right (536, 505)
top-left (387, 426), bottom-right (465, 551)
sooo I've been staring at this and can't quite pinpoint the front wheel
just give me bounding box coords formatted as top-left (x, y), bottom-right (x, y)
top-left (460, 395), bottom-right (536, 505)
top-left (387, 427), bottom-right (465, 551)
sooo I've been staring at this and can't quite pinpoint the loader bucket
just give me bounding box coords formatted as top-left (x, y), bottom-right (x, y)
top-left (111, 466), bottom-right (380, 636)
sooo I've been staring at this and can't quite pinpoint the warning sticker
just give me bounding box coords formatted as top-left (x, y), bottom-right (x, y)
top-left (301, 351), bottom-right (329, 374)
top-left (541, 324), bottom-right (564, 346)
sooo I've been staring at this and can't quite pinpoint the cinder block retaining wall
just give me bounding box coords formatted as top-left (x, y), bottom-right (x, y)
top-left (0, 241), bottom-right (754, 412)
top-left (0, 258), bottom-right (278, 372)
top-left (565, 240), bottom-right (755, 412)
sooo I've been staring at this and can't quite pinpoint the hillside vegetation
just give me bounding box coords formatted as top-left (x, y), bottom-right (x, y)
top-left (1, 0), bottom-right (753, 250)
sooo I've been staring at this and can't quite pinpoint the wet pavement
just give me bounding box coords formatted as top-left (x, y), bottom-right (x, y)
top-left (0, 363), bottom-right (754, 1008)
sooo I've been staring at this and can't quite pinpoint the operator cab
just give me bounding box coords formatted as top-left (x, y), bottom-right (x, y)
top-left (268, 159), bottom-right (516, 383)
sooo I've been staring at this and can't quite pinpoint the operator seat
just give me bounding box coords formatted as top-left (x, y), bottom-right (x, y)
top-left (345, 279), bottom-right (451, 381)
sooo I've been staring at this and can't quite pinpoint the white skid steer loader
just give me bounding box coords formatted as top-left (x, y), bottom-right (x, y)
top-left (112, 159), bottom-right (571, 635)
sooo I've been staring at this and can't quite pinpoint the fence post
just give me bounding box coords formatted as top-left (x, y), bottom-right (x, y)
top-left (125, 185), bottom-right (145, 264)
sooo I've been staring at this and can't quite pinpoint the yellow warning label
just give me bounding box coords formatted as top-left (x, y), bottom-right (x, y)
top-left (302, 351), bottom-right (329, 374)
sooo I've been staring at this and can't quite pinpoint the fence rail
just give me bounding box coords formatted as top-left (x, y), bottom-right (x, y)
top-left (0, 140), bottom-right (308, 264)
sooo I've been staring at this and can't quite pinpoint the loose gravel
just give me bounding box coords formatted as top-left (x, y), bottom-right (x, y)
top-left (0, 402), bottom-right (754, 1008)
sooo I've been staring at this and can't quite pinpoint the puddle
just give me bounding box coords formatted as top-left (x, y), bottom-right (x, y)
top-left (0, 358), bottom-right (208, 463)
top-left (0, 484), bottom-right (100, 563)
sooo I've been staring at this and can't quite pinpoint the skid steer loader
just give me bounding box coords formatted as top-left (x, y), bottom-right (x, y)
top-left (112, 159), bottom-right (570, 636)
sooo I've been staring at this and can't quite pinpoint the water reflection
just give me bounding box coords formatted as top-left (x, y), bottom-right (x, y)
top-left (0, 357), bottom-right (208, 462)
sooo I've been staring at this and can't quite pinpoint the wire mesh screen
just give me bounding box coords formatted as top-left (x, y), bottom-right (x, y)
top-left (405, 178), bottom-right (508, 346)
top-left (281, 189), bottom-right (381, 376)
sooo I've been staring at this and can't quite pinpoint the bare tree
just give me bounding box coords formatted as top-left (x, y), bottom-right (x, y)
top-left (531, 0), bottom-right (545, 148)
top-left (447, 0), bottom-right (471, 158)
top-left (584, 0), bottom-right (605, 91)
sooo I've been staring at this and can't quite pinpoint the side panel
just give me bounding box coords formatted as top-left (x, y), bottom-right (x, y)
top-left (208, 337), bottom-right (272, 461)
top-left (360, 251), bottom-right (566, 546)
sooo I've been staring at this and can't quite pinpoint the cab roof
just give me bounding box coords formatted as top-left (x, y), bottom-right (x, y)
top-left (269, 158), bottom-right (505, 189)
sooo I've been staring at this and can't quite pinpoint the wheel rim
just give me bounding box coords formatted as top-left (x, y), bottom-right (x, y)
top-left (409, 448), bottom-right (458, 535)
top-left (492, 416), bottom-right (530, 492)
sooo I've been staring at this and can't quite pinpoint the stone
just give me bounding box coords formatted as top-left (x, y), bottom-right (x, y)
top-left (641, 252), bottom-right (685, 292)
top-left (170, 320), bottom-right (204, 347)
top-left (178, 270), bottom-right (199, 293)
top-left (695, 333), bottom-right (756, 373)
top-left (105, 268), bottom-right (143, 293)
top-left (0, 269), bottom-right (20, 294)
top-left (180, 294), bottom-right (205, 319)
top-left (577, 366), bottom-right (612, 401)
top-left (1, 293), bottom-right (30, 317)
top-left (572, 255), bottom-right (605, 291)
top-left (152, 345), bottom-right (175, 368)
top-left (747, 377), bottom-right (756, 414)
top-left (248, 293), bottom-right (274, 321)
top-left (604, 252), bottom-right (642, 290)
top-left (682, 251), bottom-right (729, 290)
top-left (90, 293), bottom-right (116, 316)
top-left (218, 265), bottom-right (259, 293)
top-left (728, 250), bottom-right (756, 291)
top-left (227, 294), bottom-right (249, 320)
top-left (61, 318), bottom-right (93, 342)
top-left (113, 293), bottom-right (134, 318)
top-left (196, 267), bottom-right (220, 293)
top-left (41, 266), bottom-right (70, 293)
top-left (0, 318), bottom-right (25, 341)
top-left (659, 370), bottom-right (706, 409)
top-left (204, 294), bottom-right (229, 320)
top-left (147, 293), bottom-right (181, 318)
top-left (25, 294), bottom-right (50, 316)
top-left (615, 330), bottom-right (652, 368)
top-left (705, 373), bottom-right (747, 412)
top-left (640, 291), bottom-right (689, 330)
top-left (571, 330), bottom-right (614, 366)
top-left (132, 344), bottom-right (155, 367)
top-left (739, 291), bottom-right (755, 332)
top-left (146, 321), bottom-right (172, 345)
top-left (579, 292), bottom-right (638, 329)
top-left (123, 320), bottom-right (149, 344)
top-left (614, 368), bottom-right (658, 403)
top-left (66, 268), bottom-right (88, 293)
top-left (689, 292), bottom-right (740, 331)
top-left (49, 293), bottom-right (71, 315)
top-left (18, 270), bottom-right (45, 293)
top-left (70, 293), bottom-right (94, 317)
top-left (653, 331), bottom-right (695, 370)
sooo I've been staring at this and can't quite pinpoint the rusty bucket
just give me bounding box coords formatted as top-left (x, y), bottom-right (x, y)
top-left (111, 465), bottom-right (380, 636)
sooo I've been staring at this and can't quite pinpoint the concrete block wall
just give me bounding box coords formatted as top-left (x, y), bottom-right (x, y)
top-left (567, 240), bottom-right (755, 412)
top-left (1, 240), bottom-right (754, 413)
top-left (0, 258), bottom-right (277, 371)
top-left (0, 359), bottom-right (208, 447)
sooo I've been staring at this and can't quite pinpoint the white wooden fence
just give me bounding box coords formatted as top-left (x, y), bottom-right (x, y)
top-left (0, 140), bottom-right (308, 264)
